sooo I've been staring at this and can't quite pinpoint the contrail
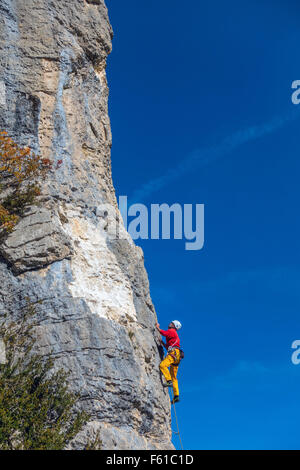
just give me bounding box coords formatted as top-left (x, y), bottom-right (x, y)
top-left (129, 109), bottom-right (300, 204)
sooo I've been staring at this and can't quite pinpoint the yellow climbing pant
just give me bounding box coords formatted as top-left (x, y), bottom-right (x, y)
top-left (159, 348), bottom-right (180, 397)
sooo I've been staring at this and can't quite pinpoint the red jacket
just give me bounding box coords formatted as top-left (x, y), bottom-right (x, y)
top-left (159, 328), bottom-right (180, 349)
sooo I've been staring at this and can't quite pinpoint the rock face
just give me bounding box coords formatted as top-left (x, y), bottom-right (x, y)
top-left (0, 206), bottom-right (74, 274)
top-left (0, 0), bottom-right (173, 449)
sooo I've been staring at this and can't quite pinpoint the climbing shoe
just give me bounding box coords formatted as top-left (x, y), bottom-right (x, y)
top-left (171, 395), bottom-right (180, 404)
top-left (163, 380), bottom-right (173, 387)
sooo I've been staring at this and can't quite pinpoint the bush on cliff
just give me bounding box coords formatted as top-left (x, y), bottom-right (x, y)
top-left (0, 131), bottom-right (61, 235)
top-left (0, 301), bottom-right (98, 450)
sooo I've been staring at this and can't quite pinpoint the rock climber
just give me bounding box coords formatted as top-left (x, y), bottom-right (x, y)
top-left (156, 320), bottom-right (182, 404)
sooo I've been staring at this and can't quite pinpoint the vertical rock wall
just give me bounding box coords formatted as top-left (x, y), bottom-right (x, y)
top-left (0, 0), bottom-right (173, 449)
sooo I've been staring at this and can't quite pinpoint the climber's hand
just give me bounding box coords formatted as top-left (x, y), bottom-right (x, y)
top-left (156, 323), bottom-right (160, 330)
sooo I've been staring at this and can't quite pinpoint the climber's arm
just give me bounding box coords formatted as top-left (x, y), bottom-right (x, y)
top-left (158, 329), bottom-right (169, 337)
top-left (156, 323), bottom-right (169, 339)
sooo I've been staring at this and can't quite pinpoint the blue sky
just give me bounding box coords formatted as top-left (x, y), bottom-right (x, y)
top-left (106, 0), bottom-right (300, 449)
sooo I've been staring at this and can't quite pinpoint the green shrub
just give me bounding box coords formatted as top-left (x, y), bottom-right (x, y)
top-left (0, 301), bottom-right (96, 450)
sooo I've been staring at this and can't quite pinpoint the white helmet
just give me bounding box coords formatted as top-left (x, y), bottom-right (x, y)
top-left (172, 320), bottom-right (182, 330)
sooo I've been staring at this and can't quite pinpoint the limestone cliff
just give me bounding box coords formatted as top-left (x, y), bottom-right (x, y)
top-left (0, 0), bottom-right (173, 449)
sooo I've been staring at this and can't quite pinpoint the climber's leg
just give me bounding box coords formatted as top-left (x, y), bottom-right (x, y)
top-left (171, 395), bottom-right (180, 404)
top-left (170, 363), bottom-right (179, 397)
top-left (159, 354), bottom-right (174, 384)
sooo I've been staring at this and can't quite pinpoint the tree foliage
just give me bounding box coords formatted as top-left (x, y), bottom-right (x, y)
top-left (0, 302), bottom-right (99, 450)
top-left (0, 131), bottom-right (61, 234)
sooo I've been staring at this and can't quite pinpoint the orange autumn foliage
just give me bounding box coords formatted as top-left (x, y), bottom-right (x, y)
top-left (0, 131), bottom-right (55, 235)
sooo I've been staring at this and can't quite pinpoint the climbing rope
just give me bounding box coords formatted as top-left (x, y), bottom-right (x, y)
top-left (170, 389), bottom-right (184, 450)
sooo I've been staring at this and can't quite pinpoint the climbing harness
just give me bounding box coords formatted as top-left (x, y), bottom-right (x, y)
top-left (168, 348), bottom-right (180, 364)
top-left (168, 346), bottom-right (184, 365)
